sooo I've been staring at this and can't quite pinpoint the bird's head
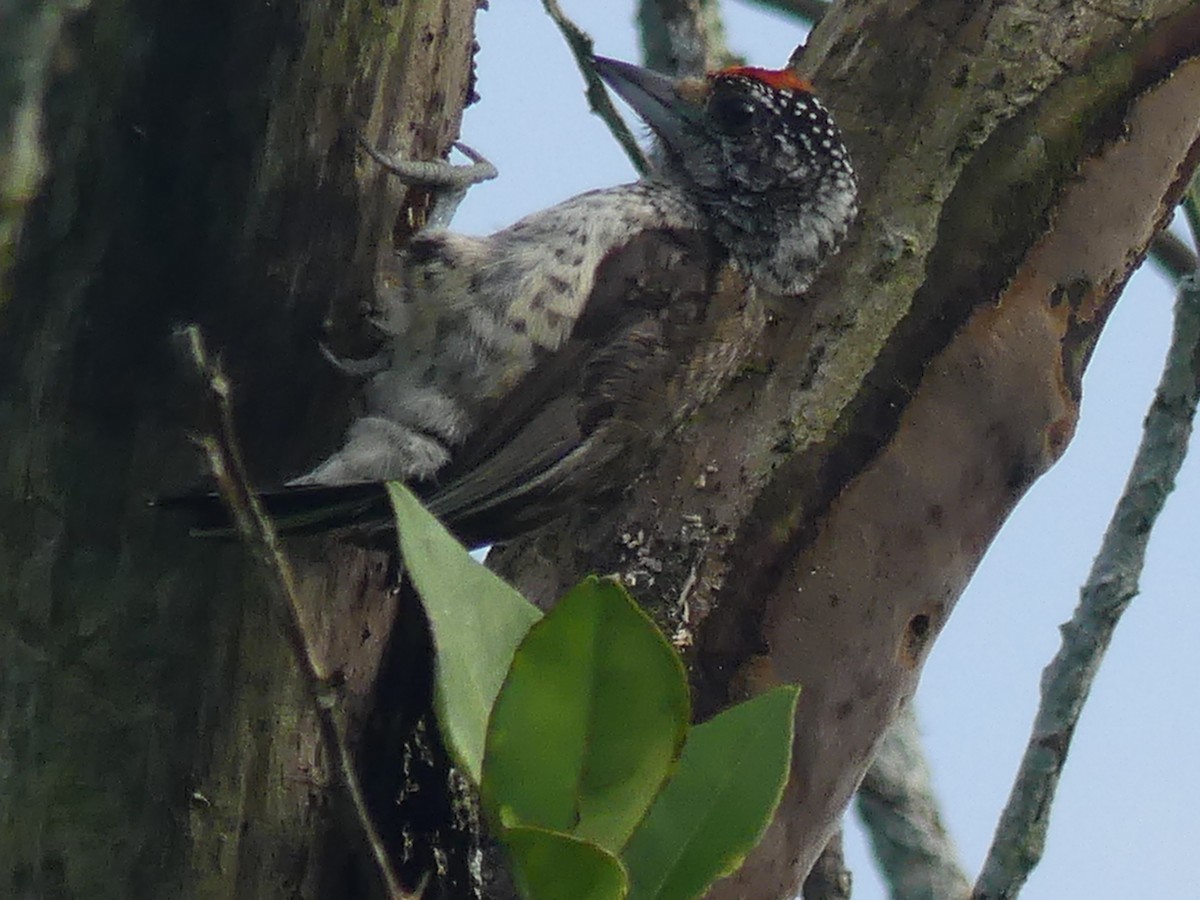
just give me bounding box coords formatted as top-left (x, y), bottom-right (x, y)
top-left (594, 56), bottom-right (857, 296)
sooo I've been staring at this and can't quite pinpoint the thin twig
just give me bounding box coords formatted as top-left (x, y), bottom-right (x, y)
top-left (178, 325), bottom-right (415, 900)
top-left (801, 828), bottom-right (853, 900)
top-left (1148, 228), bottom-right (1198, 282)
top-left (972, 187), bottom-right (1200, 898)
top-left (1183, 181), bottom-right (1200, 250)
top-left (734, 0), bottom-right (829, 25)
top-left (541, 0), bottom-right (651, 176)
top-left (637, 0), bottom-right (738, 77)
top-left (856, 705), bottom-right (970, 900)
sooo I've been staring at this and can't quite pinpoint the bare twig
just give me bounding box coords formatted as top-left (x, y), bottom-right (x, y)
top-left (178, 325), bottom-right (415, 900)
top-left (973, 186), bottom-right (1200, 898)
top-left (1149, 228), bottom-right (1199, 282)
top-left (1183, 181), bottom-right (1200, 250)
top-left (637, 0), bottom-right (738, 77)
top-left (734, 0), bottom-right (829, 25)
top-left (856, 705), bottom-right (970, 900)
top-left (541, 0), bottom-right (650, 176)
top-left (802, 828), bottom-right (853, 900)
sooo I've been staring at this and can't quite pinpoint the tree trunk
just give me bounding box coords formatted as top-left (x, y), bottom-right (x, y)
top-left (490, 3), bottom-right (1200, 897)
top-left (1, 0), bottom-right (478, 897)
top-left (6, 2), bottom-right (1200, 900)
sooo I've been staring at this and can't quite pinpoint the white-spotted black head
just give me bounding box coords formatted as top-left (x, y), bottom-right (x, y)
top-left (595, 56), bottom-right (857, 295)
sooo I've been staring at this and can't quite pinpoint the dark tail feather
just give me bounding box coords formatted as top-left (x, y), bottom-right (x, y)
top-left (155, 482), bottom-right (393, 537)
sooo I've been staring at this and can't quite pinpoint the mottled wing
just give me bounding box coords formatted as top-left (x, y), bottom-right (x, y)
top-left (424, 226), bottom-right (763, 545)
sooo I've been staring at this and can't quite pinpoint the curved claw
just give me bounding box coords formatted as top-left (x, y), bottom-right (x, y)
top-left (358, 135), bottom-right (497, 189)
top-left (319, 343), bottom-right (389, 378)
top-left (451, 141), bottom-right (497, 175)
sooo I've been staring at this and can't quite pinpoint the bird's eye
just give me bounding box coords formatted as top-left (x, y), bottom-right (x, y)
top-left (708, 93), bottom-right (756, 135)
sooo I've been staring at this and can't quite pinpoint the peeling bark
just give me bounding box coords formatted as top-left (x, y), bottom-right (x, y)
top-left (490, 3), bottom-right (1200, 896)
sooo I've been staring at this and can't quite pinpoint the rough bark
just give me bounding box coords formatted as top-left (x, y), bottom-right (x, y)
top-left (490, 2), bottom-right (1200, 896)
top-left (0, 1), bottom-right (478, 897)
top-left (7, 2), bottom-right (1200, 899)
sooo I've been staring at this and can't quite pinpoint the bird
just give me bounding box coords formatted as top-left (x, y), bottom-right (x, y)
top-left (166, 55), bottom-right (857, 545)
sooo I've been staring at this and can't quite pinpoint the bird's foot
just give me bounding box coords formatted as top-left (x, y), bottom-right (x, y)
top-left (360, 139), bottom-right (497, 228)
top-left (361, 139), bottom-right (498, 189)
top-left (319, 343), bottom-right (389, 377)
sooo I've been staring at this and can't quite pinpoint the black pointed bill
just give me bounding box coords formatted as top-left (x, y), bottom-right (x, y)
top-left (592, 56), bottom-right (698, 154)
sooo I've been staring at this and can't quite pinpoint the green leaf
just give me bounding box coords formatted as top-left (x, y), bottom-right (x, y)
top-left (504, 826), bottom-right (628, 900)
top-left (621, 685), bottom-right (800, 900)
top-left (387, 482), bottom-right (542, 783)
top-left (482, 576), bottom-right (690, 852)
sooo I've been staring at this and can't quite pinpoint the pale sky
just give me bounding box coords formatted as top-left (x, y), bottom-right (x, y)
top-left (453, 4), bottom-right (1200, 897)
